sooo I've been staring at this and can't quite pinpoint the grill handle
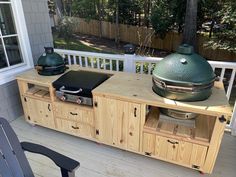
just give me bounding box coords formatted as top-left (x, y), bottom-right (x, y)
top-left (59, 86), bottom-right (83, 94)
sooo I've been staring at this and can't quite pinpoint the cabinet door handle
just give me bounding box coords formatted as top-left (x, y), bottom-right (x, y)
top-left (70, 112), bottom-right (78, 116)
top-left (167, 140), bottom-right (179, 144)
top-left (71, 126), bottom-right (79, 129)
top-left (134, 107), bottom-right (137, 117)
top-left (48, 104), bottom-right (51, 111)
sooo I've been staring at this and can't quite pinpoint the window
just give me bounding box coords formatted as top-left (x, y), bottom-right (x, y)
top-left (0, 0), bottom-right (22, 70)
top-left (0, 0), bottom-right (33, 85)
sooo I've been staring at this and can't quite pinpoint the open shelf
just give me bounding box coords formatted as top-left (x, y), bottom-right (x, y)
top-left (25, 85), bottom-right (51, 101)
top-left (143, 106), bottom-right (216, 146)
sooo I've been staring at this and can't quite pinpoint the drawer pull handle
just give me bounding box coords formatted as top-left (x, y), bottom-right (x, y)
top-left (134, 107), bottom-right (137, 117)
top-left (48, 104), bottom-right (51, 111)
top-left (167, 140), bottom-right (179, 144)
top-left (71, 126), bottom-right (79, 129)
top-left (70, 112), bottom-right (78, 116)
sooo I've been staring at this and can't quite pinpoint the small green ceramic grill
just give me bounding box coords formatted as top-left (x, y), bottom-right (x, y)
top-left (152, 44), bottom-right (215, 101)
top-left (36, 47), bottom-right (67, 76)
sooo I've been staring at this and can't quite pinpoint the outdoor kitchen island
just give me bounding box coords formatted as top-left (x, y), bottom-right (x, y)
top-left (16, 66), bottom-right (232, 174)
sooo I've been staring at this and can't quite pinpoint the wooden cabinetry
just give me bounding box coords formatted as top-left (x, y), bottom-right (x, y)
top-left (142, 132), bottom-right (207, 169)
top-left (94, 96), bottom-right (141, 151)
top-left (17, 68), bottom-right (232, 174)
top-left (23, 97), bottom-right (55, 128)
top-left (54, 102), bottom-right (95, 138)
top-left (56, 119), bottom-right (95, 138)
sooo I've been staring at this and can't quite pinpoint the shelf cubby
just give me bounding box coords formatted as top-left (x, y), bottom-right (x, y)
top-left (25, 84), bottom-right (51, 101)
top-left (144, 106), bottom-right (216, 145)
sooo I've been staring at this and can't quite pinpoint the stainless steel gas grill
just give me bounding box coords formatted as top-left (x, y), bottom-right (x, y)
top-left (52, 70), bottom-right (109, 106)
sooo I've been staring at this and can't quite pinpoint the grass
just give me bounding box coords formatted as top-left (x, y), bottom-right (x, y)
top-left (53, 33), bottom-right (118, 54)
top-left (53, 35), bottom-right (102, 53)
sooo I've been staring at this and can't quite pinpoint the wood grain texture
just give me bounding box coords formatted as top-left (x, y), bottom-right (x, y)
top-left (142, 133), bottom-right (156, 155)
top-left (93, 72), bottom-right (232, 118)
top-left (202, 118), bottom-right (226, 173)
top-left (54, 101), bottom-right (94, 126)
top-left (17, 67), bottom-right (232, 118)
top-left (16, 67), bottom-right (231, 174)
top-left (25, 97), bottom-right (55, 128)
top-left (94, 96), bottom-right (141, 151)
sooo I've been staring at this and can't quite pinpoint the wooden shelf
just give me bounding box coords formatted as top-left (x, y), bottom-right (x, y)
top-left (25, 86), bottom-right (51, 101)
top-left (144, 107), bottom-right (215, 146)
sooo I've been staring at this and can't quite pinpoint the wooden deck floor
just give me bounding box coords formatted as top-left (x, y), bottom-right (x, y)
top-left (11, 117), bottom-right (236, 177)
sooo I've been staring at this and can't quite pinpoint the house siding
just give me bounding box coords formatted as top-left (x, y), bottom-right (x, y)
top-left (0, 0), bottom-right (53, 121)
top-left (0, 81), bottom-right (23, 122)
top-left (21, 0), bottom-right (53, 64)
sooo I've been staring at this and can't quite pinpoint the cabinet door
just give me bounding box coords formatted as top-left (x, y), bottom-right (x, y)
top-left (25, 97), bottom-right (55, 128)
top-left (94, 96), bottom-right (140, 151)
top-left (127, 102), bottom-right (141, 151)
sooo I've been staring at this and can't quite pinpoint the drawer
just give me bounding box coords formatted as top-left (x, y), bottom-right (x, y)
top-left (54, 102), bottom-right (94, 126)
top-left (155, 136), bottom-right (179, 161)
top-left (56, 118), bottom-right (95, 138)
top-left (142, 133), bottom-right (208, 168)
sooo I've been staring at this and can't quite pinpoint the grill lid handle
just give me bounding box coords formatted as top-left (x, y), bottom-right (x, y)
top-left (59, 86), bottom-right (83, 94)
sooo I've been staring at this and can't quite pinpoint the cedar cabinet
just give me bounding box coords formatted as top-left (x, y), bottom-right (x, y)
top-left (94, 96), bottom-right (141, 152)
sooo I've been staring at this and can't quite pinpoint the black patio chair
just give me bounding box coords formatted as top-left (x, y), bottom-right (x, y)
top-left (0, 117), bottom-right (80, 177)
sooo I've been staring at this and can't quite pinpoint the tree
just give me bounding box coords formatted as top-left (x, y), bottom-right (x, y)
top-left (182, 0), bottom-right (198, 48)
top-left (115, 0), bottom-right (120, 45)
top-left (150, 0), bottom-right (186, 39)
top-left (72, 0), bottom-right (97, 19)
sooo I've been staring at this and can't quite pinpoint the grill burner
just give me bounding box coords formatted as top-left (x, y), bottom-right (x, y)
top-left (53, 70), bottom-right (109, 106)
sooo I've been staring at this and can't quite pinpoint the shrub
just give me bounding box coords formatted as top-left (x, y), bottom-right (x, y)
top-left (57, 17), bottom-right (79, 40)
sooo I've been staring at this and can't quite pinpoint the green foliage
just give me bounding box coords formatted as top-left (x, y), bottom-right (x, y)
top-left (72, 0), bottom-right (97, 20)
top-left (150, 0), bottom-right (186, 39)
top-left (201, 0), bottom-right (236, 53)
top-left (57, 17), bottom-right (79, 40)
top-left (57, 0), bottom-right (236, 52)
top-left (150, 1), bottom-right (174, 39)
top-left (106, 0), bottom-right (143, 25)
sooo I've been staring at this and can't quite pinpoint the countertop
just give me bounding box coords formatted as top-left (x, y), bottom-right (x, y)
top-left (16, 66), bottom-right (232, 118)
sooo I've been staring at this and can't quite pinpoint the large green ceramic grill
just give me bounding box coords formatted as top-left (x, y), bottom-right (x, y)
top-left (36, 47), bottom-right (67, 76)
top-left (152, 44), bottom-right (215, 101)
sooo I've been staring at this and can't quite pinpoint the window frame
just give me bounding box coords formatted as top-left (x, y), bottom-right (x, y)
top-left (0, 0), bottom-right (34, 85)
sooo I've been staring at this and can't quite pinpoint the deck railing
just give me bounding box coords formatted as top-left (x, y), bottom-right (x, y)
top-left (55, 49), bottom-right (236, 133)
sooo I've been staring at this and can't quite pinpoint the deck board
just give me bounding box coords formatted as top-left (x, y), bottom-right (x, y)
top-left (11, 117), bottom-right (236, 177)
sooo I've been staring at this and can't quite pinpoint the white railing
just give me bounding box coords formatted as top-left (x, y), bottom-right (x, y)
top-left (55, 49), bottom-right (236, 132)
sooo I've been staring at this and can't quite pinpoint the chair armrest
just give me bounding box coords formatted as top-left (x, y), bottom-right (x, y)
top-left (21, 142), bottom-right (80, 172)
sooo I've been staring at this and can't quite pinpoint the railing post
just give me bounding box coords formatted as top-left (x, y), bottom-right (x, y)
top-left (124, 54), bottom-right (136, 73)
top-left (231, 101), bottom-right (236, 136)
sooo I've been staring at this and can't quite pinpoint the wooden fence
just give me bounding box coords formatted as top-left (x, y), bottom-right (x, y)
top-left (74, 18), bottom-right (236, 61)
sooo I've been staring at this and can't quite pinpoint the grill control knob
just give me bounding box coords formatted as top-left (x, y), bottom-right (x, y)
top-left (60, 95), bottom-right (67, 101)
top-left (76, 98), bottom-right (82, 104)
